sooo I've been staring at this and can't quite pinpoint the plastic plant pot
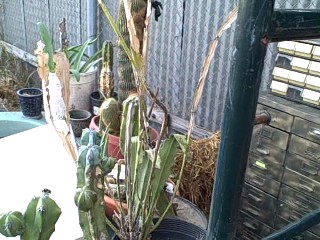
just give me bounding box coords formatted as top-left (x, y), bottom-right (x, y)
top-left (17, 88), bottom-right (43, 119)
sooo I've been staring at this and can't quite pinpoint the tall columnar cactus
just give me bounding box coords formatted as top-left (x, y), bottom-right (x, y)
top-left (75, 129), bottom-right (117, 240)
top-left (117, 0), bottom-right (147, 104)
top-left (100, 41), bottom-right (114, 98)
top-left (0, 190), bottom-right (61, 240)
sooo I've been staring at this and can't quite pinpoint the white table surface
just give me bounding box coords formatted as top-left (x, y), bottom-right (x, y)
top-left (0, 124), bottom-right (82, 239)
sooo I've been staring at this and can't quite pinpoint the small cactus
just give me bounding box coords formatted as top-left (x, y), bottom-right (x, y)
top-left (100, 41), bottom-right (114, 98)
top-left (0, 190), bottom-right (61, 240)
top-left (75, 129), bottom-right (117, 240)
top-left (99, 98), bottom-right (121, 135)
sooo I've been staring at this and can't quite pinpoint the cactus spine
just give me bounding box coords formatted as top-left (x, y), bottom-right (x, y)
top-left (100, 41), bottom-right (114, 98)
top-left (75, 129), bottom-right (116, 240)
top-left (0, 190), bottom-right (61, 240)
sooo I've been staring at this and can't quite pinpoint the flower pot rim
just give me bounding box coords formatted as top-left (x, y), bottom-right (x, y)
top-left (17, 88), bottom-right (43, 98)
top-left (69, 109), bottom-right (92, 120)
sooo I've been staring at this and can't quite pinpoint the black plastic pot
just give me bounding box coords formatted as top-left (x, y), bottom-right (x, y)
top-left (90, 91), bottom-right (118, 115)
top-left (69, 109), bottom-right (92, 137)
top-left (112, 218), bottom-right (206, 240)
top-left (17, 88), bottom-right (43, 119)
top-left (90, 91), bottom-right (104, 116)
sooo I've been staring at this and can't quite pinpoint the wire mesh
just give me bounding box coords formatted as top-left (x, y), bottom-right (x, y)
top-left (1, 0), bottom-right (320, 131)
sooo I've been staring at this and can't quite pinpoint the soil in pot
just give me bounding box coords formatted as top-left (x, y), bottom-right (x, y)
top-left (69, 109), bottom-right (92, 137)
top-left (17, 88), bottom-right (43, 119)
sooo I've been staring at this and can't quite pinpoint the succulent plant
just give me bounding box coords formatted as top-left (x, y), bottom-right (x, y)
top-left (0, 190), bottom-right (61, 240)
top-left (99, 41), bottom-right (115, 98)
top-left (75, 129), bottom-right (117, 240)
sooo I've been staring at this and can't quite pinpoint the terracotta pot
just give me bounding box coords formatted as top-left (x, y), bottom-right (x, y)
top-left (89, 115), bottom-right (160, 159)
top-left (104, 195), bottom-right (128, 218)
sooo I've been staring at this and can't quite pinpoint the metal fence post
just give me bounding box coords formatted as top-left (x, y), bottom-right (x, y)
top-left (206, 0), bottom-right (275, 239)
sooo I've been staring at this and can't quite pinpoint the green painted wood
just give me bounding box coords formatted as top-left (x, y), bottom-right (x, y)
top-left (206, 0), bottom-right (275, 239)
top-left (263, 208), bottom-right (320, 240)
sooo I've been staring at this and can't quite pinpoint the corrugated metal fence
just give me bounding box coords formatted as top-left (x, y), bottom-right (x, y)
top-left (0, 0), bottom-right (319, 131)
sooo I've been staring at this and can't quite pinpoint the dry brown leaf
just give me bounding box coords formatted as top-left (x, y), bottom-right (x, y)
top-left (123, 0), bottom-right (142, 54)
top-left (34, 41), bottom-right (49, 85)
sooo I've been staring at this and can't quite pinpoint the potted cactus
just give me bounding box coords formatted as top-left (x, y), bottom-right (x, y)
top-left (90, 41), bottom-right (117, 115)
top-left (0, 189), bottom-right (61, 240)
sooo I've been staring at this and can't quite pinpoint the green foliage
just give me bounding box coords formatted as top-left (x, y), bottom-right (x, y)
top-left (37, 22), bottom-right (55, 73)
top-left (66, 38), bottom-right (102, 82)
top-left (99, 98), bottom-right (121, 134)
top-left (75, 129), bottom-right (117, 240)
top-left (115, 93), bottom-right (188, 240)
top-left (0, 191), bottom-right (61, 240)
top-left (37, 22), bottom-right (102, 81)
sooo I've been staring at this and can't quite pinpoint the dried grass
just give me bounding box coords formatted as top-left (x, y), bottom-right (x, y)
top-left (173, 132), bottom-right (221, 216)
top-left (0, 46), bottom-right (32, 111)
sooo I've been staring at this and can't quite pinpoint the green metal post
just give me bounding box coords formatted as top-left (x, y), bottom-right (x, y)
top-left (206, 1), bottom-right (275, 239)
top-left (270, 10), bottom-right (320, 42)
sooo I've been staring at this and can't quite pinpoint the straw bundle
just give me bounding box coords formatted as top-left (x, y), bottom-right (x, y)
top-left (173, 132), bottom-right (221, 216)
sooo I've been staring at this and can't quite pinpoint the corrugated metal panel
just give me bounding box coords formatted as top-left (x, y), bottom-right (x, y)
top-left (3, 0), bottom-right (26, 50)
top-left (23, 0), bottom-right (49, 53)
top-left (274, 0), bottom-right (320, 9)
top-left (48, 0), bottom-right (82, 48)
top-left (147, 0), bottom-right (237, 131)
top-left (0, 0), bottom-right (4, 39)
top-left (147, 0), bottom-right (184, 116)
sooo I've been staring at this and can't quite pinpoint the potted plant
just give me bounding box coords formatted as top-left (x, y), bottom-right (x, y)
top-left (16, 87), bottom-right (43, 119)
top-left (89, 0), bottom-right (161, 159)
top-left (77, 1), bottom-right (206, 239)
top-left (0, 189), bottom-right (61, 240)
top-left (38, 20), bottom-right (102, 112)
top-left (90, 40), bottom-right (117, 115)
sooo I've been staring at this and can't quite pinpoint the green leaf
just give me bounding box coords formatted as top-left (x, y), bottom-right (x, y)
top-left (70, 68), bottom-right (81, 82)
top-left (37, 22), bottom-right (55, 72)
top-left (72, 40), bottom-right (91, 72)
top-left (98, 0), bottom-right (141, 69)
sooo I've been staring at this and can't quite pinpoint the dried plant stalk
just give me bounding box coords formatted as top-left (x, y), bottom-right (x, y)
top-left (170, 6), bottom-right (238, 220)
top-left (173, 132), bottom-right (221, 216)
top-left (35, 42), bottom-right (78, 161)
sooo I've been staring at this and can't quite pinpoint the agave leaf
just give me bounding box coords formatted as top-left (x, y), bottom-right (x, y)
top-left (156, 191), bottom-right (175, 218)
top-left (37, 22), bottom-right (55, 73)
top-left (72, 40), bottom-right (91, 72)
top-left (70, 68), bottom-right (81, 82)
top-left (131, 137), bottom-right (152, 219)
top-left (80, 49), bottom-right (102, 73)
top-left (144, 134), bottom-right (187, 226)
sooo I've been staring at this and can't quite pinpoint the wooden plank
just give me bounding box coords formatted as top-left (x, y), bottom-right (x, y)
top-left (148, 108), bottom-right (214, 139)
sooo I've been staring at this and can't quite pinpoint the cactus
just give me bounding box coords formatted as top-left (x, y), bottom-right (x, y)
top-left (75, 129), bottom-right (117, 240)
top-left (117, 0), bottom-right (148, 104)
top-left (99, 98), bottom-right (121, 135)
top-left (0, 190), bottom-right (61, 240)
top-left (100, 41), bottom-right (114, 98)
